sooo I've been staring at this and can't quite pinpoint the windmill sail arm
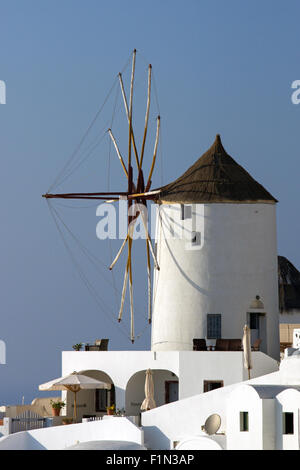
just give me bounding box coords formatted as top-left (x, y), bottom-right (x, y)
top-left (139, 64), bottom-right (152, 170)
top-left (108, 129), bottom-right (128, 178)
top-left (127, 189), bottom-right (161, 200)
top-left (42, 189), bottom-right (160, 200)
top-left (43, 191), bottom-right (127, 200)
top-left (43, 51), bottom-right (162, 343)
top-left (127, 50), bottom-right (138, 169)
top-left (146, 115), bottom-right (160, 189)
top-left (109, 235), bottom-right (129, 271)
top-left (119, 72), bottom-right (139, 166)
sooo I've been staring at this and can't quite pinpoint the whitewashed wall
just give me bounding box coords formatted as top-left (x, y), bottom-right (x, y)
top-left (178, 351), bottom-right (278, 398)
top-left (151, 203), bottom-right (279, 360)
top-left (141, 359), bottom-right (281, 450)
top-left (62, 350), bottom-right (179, 417)
top-left (276, 388), bottom-right (300, 450)
top-left (0, 417), bottom-right (144, 450)
top-left (63, 369), bottom-right (114, 419)
top-left (126, 370), bottom-right (178, 416)
top-left (62, 350), bottom-right (278, 419)
top-left (142, 383), bottom-right (237, 449)
top-left (226, 385), bottom-right (265, 450)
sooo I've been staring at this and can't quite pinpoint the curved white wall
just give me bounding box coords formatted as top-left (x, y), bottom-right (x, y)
top-left (175, 435), bottom-right (223, 450)
top-left (0, 417), bottom-right (144, 450)
top-left (151, 203), bottom-right (279, 359)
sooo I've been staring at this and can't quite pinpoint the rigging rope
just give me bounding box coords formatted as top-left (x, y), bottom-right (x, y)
top-left (52, 127), bottom-right (109, 191)
top-left (47, 80), bottom-right (118, 193)
top-left (47, 200), bottom-right (132, 341)
top-left (48, 201), bottom-right (150, 342)
top-left (49, 202), bottom-right (119, 290)
top-left (52, 201), bottom-right (104, 210)
top-left (107, 81), bottom-right (121, 312)
top-left (47, 53), bottom-right (132, 193)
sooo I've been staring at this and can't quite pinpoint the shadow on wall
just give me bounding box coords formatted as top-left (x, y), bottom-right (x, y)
top-left (66, 369), bottom-right (117, 420)
top-left (0, 432), bottom-right (47, 450)
top-left (161, 220), bottom-right (207, 294)
top-left (125, 369), bottom-right (179, 416)
top-left (142, 425), bottom-right (171, 450)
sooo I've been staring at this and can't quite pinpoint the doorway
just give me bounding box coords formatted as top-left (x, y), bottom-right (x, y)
top-left (165, 381), bottom-right (179, 404)
top-left (247, 312), bottom-right (267, 352)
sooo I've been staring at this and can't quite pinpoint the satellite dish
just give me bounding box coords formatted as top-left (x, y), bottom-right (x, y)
top-left (202, 414), bottom-right (221, 435)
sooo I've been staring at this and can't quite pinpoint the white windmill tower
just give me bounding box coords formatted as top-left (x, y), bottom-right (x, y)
top-left (43, 52), bottom-right (279, 360)
top-left (151, 135), bottom-right (280, 360)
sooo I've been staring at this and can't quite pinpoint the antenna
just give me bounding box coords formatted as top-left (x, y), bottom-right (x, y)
top-left (201, 414), bottom-right (221, 435)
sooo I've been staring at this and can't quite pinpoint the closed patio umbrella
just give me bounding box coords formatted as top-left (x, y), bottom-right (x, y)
top-left (242, 325), bottom-right (253, 380)
top-left (141, 369), bottom-right (156, 411)
top-left (39, 371), bottom-right (111, 420)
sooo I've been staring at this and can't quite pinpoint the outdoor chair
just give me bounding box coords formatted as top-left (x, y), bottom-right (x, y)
top-left (85, 339), bottom-right (109, 351)
top-left (95, 339), bottom-right (109, 350)
top-left (228, 339), bottom-right (242, 351)
top-left (193, 338), bottom-right (207, 351)
top-left (251, 338), bottom-right (262, 351)
top-left (215, 339), bottom-right (230, 351)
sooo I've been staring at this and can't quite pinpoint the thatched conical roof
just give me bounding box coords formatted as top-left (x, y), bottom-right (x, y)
top-left (278, 256), bottom-right (300, 312)
top-left (157, 135), bottom-right (277, 204)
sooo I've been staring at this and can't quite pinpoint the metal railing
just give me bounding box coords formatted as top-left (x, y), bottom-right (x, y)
top-left (11, 411), bottom-right (46, 434)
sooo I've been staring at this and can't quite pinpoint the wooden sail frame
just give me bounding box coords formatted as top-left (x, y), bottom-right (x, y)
top-left (43, 50), bottom-right (161, 343)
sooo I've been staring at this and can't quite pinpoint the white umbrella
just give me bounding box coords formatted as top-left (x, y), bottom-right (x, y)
top-left (39, 371), bottom-right (111, 420)
top-left (242, 325), bottom-right (253, 380)
top-left (141, 369), bottom-right (156, 411)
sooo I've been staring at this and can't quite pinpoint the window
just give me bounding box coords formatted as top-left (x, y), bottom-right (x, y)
top-left (165, 381), bottom-right (179, 403)
top-left (191, 231), bottom-right (201, 246)
top-left (180, 204), bottom-right (191, 220)
top-left (240, 411), bottom-right (249, 432)
top-left (283, 412), bottom-right (294, 434)
top-left (95, 385), bottom-right (115, 412)
top-left (203, 380), bottom-right (224, 393)
top-left (207, 314), bottom-right (221, 339)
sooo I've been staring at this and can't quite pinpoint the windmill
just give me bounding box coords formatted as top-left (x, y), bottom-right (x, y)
top-left (43, 50), bottom-right (160, 343)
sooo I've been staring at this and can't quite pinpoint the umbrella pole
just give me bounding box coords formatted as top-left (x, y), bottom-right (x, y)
top-left (248, 368), bottom-right (251, 380)
top-left (74, 391), bottom-right (77, 422)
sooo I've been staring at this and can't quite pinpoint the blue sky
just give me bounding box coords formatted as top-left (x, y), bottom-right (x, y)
top-left (0, 0), bottom-right (299, 404)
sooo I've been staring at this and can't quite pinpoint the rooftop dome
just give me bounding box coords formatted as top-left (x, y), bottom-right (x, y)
top-left (157, 135), bottom-right (277, 204)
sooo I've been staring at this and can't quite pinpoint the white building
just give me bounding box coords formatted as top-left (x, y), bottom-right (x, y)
top-left (141, 346), bottom-right (300, 450)
top-left (58, 135), bottom-right (280, 421)
top-left (226, 383), bottom-right (300, 450)
top-left (0, 135), bottom-right (285, 450)
top-left (60, 349), bottom-right (278, 421)
top-left (1, 350), bottom-right (299, 450)
top-left (151, 134), bottom-right (279, 359)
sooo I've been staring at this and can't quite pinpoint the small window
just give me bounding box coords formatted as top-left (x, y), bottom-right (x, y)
top-left (283, 412), bottom-right (294, 434)
top-left (180, 204), bottom-right (191, 220)
top-left (240, 411), bottom-right (249, 432)
top-left (203, 380), bottom-right (224, 393)
top-left (191, 231), bottom-right (201, 246)
top-left (207, 314), bottom-right (221, 339)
